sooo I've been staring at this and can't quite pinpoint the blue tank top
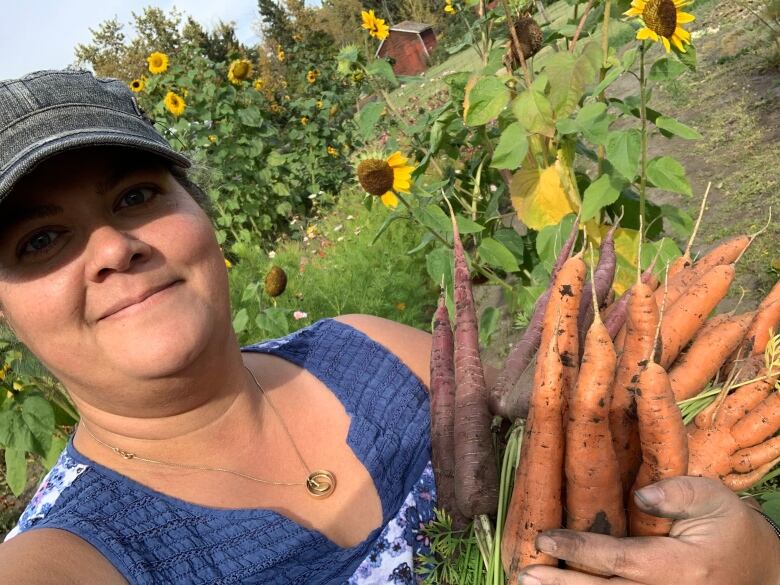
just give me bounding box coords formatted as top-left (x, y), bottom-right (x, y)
top-left (7, 319), bottom-right (435, 584)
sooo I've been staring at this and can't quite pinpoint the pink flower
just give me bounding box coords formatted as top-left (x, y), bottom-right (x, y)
top-left (293, 311), bottom-right (308, 320)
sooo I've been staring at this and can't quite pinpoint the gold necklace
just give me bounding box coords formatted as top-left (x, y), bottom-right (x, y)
top-left (76, 365), bottom-right (337, 498)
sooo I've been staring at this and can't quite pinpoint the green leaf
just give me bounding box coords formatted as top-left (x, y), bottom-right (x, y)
top-left (575, 102), bottom-right (611, 145)
top-left (4, 446), bottom-right (27, 496)
top-left (426, 246), bottom-right (454, 293)
top-left (492, 229), bottom-right (526, 262)
top-left (366, 59), bottom-right (398, 86)
top-left (255, 307), bottom-right (290, 338)
top-left (356, 101), bottom-right (385, 139)
top-left (660, 204), bottom-right (694, 239)
top-left (455, 215), bottom-right (485, 234)
top-left (640, 237), bottom-right (682, 277)
top-left (654, 116), bottom-right (702, 140)
top-left (581, 173), bottom-right (624, 222)
top-left (536, 214), bottom-right (578, 273)
top-left (43, 435), bottom-right (67, 470)
top-left (762, 493), bottom-right (780, 524)
top-left (20, 394), bottom-right (54, 456)
top-left (592, 65), bottom-right (622, 97)
top-left (649, 57), bottom-right (688, 81)
top-left (676, 44), bottom-right (697, 71)
top-left (647, 156), bottom-right (692, 196)
top-left (479, 238), bottom-right (520, 273)
top-left (512, 89), bottom-right (555, 137)
top-left (622, 47), bottom-right (639, 71)
top-left (464, 76), bottom-right (510, 126)
top-left (491, 122), bottom-right (528, 170)
top-left (606, 129), bottom-right (642, 180)
top-left (232, 308), bottom-right (249, 333)
top-left (479, 307), bottom-right (500, 349)
top-left (556, 118), bottom-right (579, 135)
top-left (266, 150), bottom-right (285, 166)
top-left (236, 108), bottom-right (265, 128)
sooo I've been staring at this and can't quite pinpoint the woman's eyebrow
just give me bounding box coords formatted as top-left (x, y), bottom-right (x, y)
top-left (0, 204), bottom-right (64, 231)
top-left (96, 161), bottom-right (159, 196)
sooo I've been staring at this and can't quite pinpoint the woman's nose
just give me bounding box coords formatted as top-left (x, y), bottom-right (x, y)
top-left (85, 225), bottom-right (152, 281)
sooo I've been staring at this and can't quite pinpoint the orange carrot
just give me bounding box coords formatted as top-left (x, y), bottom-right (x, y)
top-left (565, 279), bottom-right (625, 539)
top-left (502, 321), bottom-right (566, 577)
top-left (659, 264), bottom-right (736, 368)
top-left (609, 282), bottom-right (660, 499)
top-left (668, 311), bottom-right (755, 401)
top-left (628, 361), bottom-right (688, 536)
top-left (745, 279), bottom-right (780, 355)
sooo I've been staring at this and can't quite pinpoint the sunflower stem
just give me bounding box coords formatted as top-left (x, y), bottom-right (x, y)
top-left (638, 40), bottom-right (648, 229)
top-left (569, 0), bottom-right (595, 53)
top-left (501, 0), bottom-right (533, 88)
top-left (596, 0), bottom-right (612, 175)
top-left (394, 191), bottom-right (452, 249)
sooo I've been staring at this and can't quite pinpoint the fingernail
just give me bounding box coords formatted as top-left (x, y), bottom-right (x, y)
top-left (519, 573), bottom-right (542, 585)
top-left (635, 485), bottom-right (664, 506)
top-left (536, 534), bottom-right (557, 553)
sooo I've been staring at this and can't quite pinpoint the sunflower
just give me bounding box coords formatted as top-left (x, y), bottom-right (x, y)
top-left (624, 0), bottom-right (695, 53)
top-left (361, 10), bottom-right (390, 41)
top-left (147, 52), bottom-right (169, 74)
top-left (164, 91), bottom-right (186, 117)
top-left (301, 116), bottom-right (309, 126)
top-left (306, 69), bottom-right (319, 84)
top-left (208, 135), bottom-right (218, 144)
top-left (228, 59), bottom-right (253, 84)
top-left (316, 99), bottom-right (324, 109)
top-left (277, 47), bottom-right (286, 62)
top-left (444, 0), bottom-right (457, 14)
top-left (327, 145), bottom-right (339, 157)
top-left (129, 78), bottom-right (145, 92)
top-left (253, 78), bottom-right (265, 91)
top-left (356, 151), bottom-right (415, 209)
top-left (270, 103), bottom-right (283, 114)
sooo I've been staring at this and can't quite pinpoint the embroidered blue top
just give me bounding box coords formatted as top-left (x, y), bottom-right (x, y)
top-left (4, 318), bottom-right (437, 584)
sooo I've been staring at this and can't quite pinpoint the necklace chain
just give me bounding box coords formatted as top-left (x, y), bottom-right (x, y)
top-left (77, 365), bottom-right (337, 497)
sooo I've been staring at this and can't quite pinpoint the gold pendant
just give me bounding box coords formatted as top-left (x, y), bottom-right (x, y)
top-left (306, 470), bottom-right (336, 498)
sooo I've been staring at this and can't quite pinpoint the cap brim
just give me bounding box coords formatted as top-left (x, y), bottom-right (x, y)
top-left (0, 129), bottom-right (191, 205)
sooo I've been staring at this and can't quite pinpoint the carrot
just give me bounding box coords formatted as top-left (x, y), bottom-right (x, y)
top-left (489, 218), bottom-right (580, 419)
top-left (450, 216), bottom-right (498, 518)
top-left (730, 391), bottom-right (780, 449)
top-left (609, 281), bottom-right (660, 498)
top-left (668, 311), bottom-right (755, 401)
top-left (565, 262), bottom-right (625, 540)
top-left (429, 291), bottom-right (469, 529)
top-left (653, 235), bottom-right (748, 309)
top-left (502, 318), bottom-right (566, 577)
top-left (745, 279), bottom-right (780, 355)
top-left (659, 264), bottom-right (736, 368)
top-left (607, 261), bottom-right (660, 343)
top-left (578, 220), bottom-right (619, 347)
top-left (628, 360), bottom-right (689, 536)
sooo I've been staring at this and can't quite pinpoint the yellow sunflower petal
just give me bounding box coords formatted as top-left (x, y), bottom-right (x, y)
top-left (671, 34), bottom-right (686, 52)
top-left (661, 36), bottom-right (671, 52)
top-left (631, 0), bottom-right (647, 9)
top-left (676, 11), bottom-right (695, 23)
top-left (636, 27), bottom-right (657, 41)
top-left (381, 192), bottom-right (399, 208)
top-left (387, 151), bottom-right (408, 168)
top-left (624, 6), bottom-right (643, 16)
top-left (675, 26), bottom-right (692, 41)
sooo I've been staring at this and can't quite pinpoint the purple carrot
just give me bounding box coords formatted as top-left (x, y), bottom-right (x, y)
top-left (488, 217), bottom-right (580, 420)
top-left (450, 212), bottom-right (498, 518)
top-left (577, 220), bottom-right (620, 353)
top-left (429, 292), bottom-right (470, 529)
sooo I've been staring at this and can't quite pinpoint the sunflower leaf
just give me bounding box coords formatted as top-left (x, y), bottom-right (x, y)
top-left (649, 57), bottom-right (688, 81)
top-left (654, 116), bottom-right (702, 140)
top-left (647, 156), bottom-right (692, 196)
top-left (479, 238), bottom-right (521, 274)
top-left (581, 173), bottom-right (624, 222)
top-left (356, 101), bottom-right (385, 139)
top-left (605, 129), bottom-right (642, 181)
top-left (4, 446), bottom-right (27, 496)
top-left (366, 59), bottom-right (398, 86)
top-left (464, 76), bottom-right (511, 127)
top-left (491, 122), bottom-right (528, 169)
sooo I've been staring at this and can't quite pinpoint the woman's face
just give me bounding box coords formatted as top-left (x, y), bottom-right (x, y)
top-left (0, 148), bottom-right (232, 391)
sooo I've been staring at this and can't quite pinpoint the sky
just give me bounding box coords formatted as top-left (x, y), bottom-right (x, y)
top-left (0, 1), bottom-right (299, 81)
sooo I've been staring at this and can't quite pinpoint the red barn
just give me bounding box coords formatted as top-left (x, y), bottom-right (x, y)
top-left (376, 21), bottom-right (437, 77)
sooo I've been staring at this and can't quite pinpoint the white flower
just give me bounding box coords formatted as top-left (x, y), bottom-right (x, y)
top-left (346, 215), bottom-right (354, 220)
top-left (333, 224), bottom-right (343, 232)
top-left (293, 310), bottom-right (308, 320)
top-left (489, 184), bottom-right (498, 192)
top-left (268, 250), bottom-right (277, 259)
top-left (337, 236), bottom-right (345, 242)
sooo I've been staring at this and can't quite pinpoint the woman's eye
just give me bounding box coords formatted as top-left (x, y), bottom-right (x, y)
top-left (117, 186), bottom-right (158, 209)
top-left (20, 230), bottom-right (61, 257)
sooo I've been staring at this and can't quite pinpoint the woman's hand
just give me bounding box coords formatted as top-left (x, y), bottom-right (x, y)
top-left (517, 476), bottom-right (780, 585)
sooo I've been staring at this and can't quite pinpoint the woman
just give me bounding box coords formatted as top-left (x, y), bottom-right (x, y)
top-left (0, 70), bottom-right (777, 585)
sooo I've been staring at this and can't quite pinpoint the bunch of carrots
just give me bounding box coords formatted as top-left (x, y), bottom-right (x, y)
top-left (428, 202), bottom-right (780, 581)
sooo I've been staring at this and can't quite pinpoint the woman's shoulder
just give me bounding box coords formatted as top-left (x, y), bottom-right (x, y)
top-left (332, 314), bottom-right (432, 389)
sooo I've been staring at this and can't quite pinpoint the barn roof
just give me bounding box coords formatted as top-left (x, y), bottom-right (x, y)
top-left (390, 21), bottom-right (433, 34)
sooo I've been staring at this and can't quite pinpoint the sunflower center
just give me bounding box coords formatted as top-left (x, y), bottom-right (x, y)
top-left (642, 0), bottom-right (678, 38)
top-left (357, 159), bottom-right (394, 196)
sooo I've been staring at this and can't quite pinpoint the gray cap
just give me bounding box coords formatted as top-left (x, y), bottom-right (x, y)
top-left (0, 69), bottom-right (191, 205)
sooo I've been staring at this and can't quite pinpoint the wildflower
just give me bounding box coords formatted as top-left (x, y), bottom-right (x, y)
top-left (228, 59), bottom-right (253, 84)
top-left (293, 310), bottom-right (308, 320)
top-left (444, 0), bottom-right (457, 14)
top-left (253, 78), bottom-right (265, 91)
top-left (224, 258), bottom-right (233, 269)
top-left (316, 99), bottom-right (324, 109)
top-left (327, 145), bottom-right (339, 157)
top-left (129, 78), bottom-right (145, 92)
top-left (269, 250), bottom-right (277, 259)
top-left (361, 9), bottom-right (390, 41)
top-left (306, 69), bottom-right (319, 84)
top-left (164, 91), bottom-right (186, 117)
top-left (208, 135), bottom-right (218, 144)
top-left (301, 116), bottom-right (309, 126)
top-left (356, 151), bottom-right (415, 209)
top-left (147, 52), bottom-right (169, 74)
top-left (624, 0), bottom-right (695, 53)
top-left (306, 225), bottom-right (318, 238)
